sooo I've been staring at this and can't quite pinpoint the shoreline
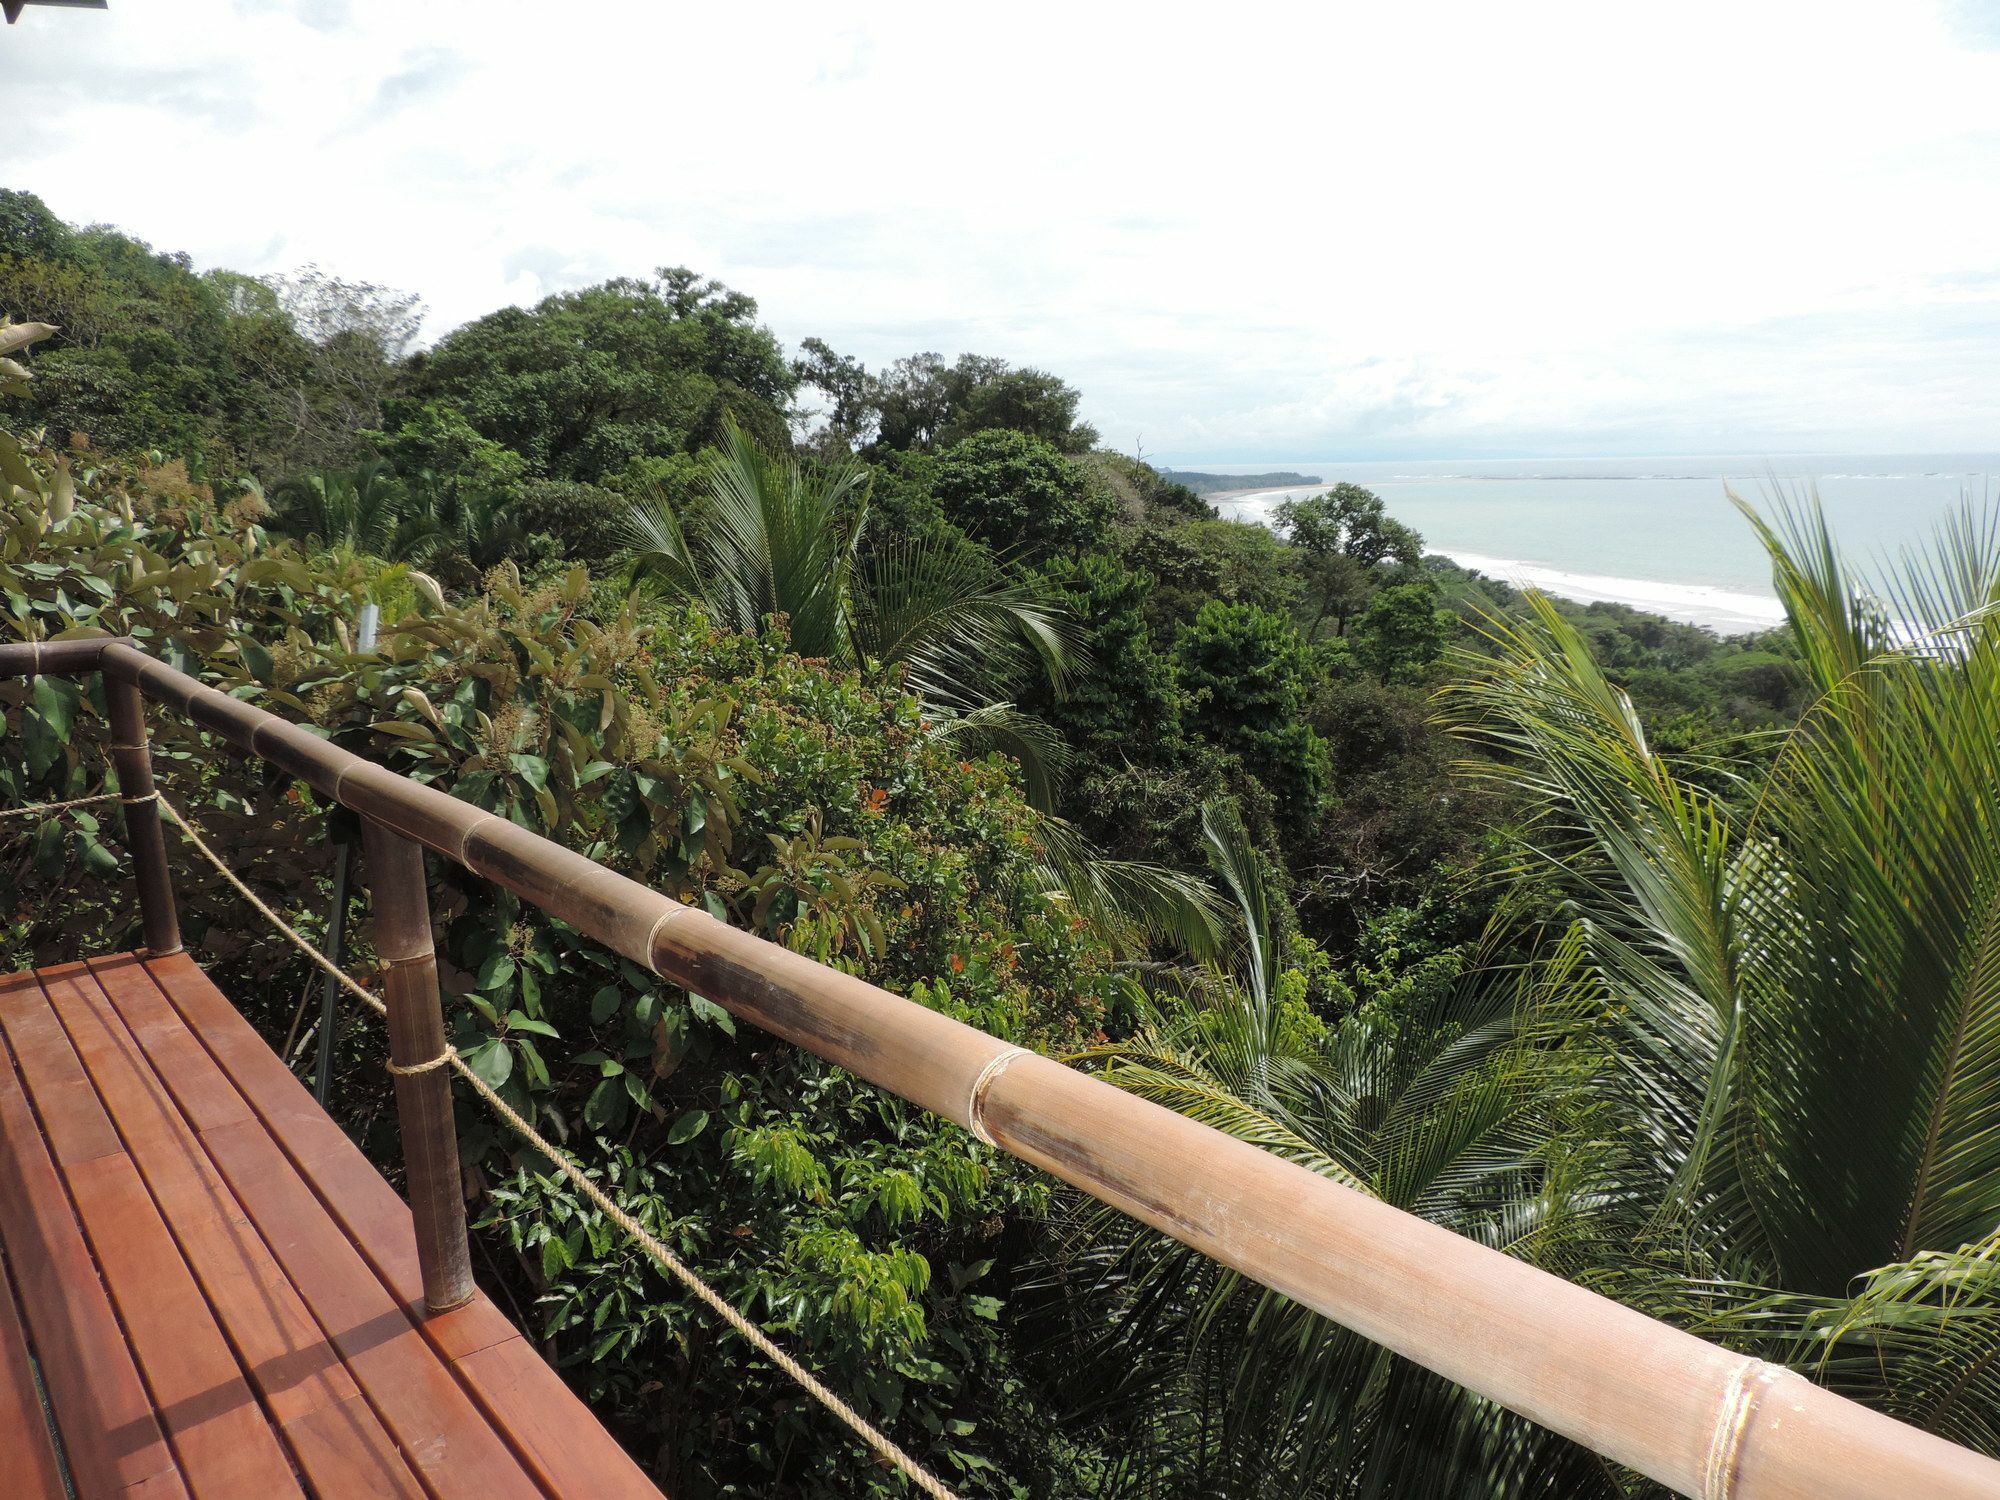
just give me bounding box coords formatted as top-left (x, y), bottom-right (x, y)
top-left (1433, 549), bottom-right (1785, 635)
top-left (1205, 485), bottom-right (1784, 636)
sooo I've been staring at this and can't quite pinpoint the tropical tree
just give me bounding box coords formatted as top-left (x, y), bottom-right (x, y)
top-left (622, 418), bottom-right (1074, 730)
top-left (276, 458), bottom-right (424, 558)
top-left (274, 458), bottom-right (533, 583)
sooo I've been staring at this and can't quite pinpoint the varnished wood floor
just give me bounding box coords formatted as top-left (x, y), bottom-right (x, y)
top-left (0, 951), bottom-right (666, 1499)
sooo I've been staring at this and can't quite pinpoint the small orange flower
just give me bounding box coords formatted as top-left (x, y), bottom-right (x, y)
top-left (948, 953), bottom-right (966, 973)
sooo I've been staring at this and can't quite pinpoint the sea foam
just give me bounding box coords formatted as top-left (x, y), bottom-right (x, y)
top-left (1440, 550), bottom-right (1786, 635)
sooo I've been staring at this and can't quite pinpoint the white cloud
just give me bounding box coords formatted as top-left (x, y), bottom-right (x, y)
top-left (7, 0), bottom-right (2000, 459)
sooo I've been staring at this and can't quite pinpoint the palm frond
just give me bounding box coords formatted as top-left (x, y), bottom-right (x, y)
top-left (857, 532), bottom-right (1080, 709)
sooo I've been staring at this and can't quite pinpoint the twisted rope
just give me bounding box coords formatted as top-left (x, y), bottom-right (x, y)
top-left (151, 792), bottom-right (961, 1500)
top-left (0, 791), bottom-right (121, 820)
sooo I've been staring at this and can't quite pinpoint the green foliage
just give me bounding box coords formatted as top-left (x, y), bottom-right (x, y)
top-left (1176, 600), bottom-right (1329, 828)
top-left (1022, 552), bottom-right (1180, 760)
top-left (0, 201), bottom-right (419, 482)
top-left (872, 352), bottom-right (1098, 455)
top-left (1044, 810), bottom-right (1617, 1496)
top-left (1136, 519), bottom-right (1303, 638)
top-left (1276, 483), bottom-right (1421, 572)
top-left (926, 428), bottom-right (1119, 560)
top-left (1081, 452), bottom-right (1212, 524)
top-left (1157, 469), bottom-right (1319, 497)
top-left (622, 420), bottom-right (1077, 730)
top-left (405, 268), bottom-right (794, 484)
top-left (510, 477), bottom-right (627, 562)
top-left (0, 401), bottom-right (1120, 1494)
top-left (1350, 579), bottom-right (1448, 683)
top-left (1441, 500), bottom-right (2000, 1462)
top-left (363, 399), bottom-right (527, 509)
top-left (1276, 483), bottom-right (1423, 640)
top-left (26, 194), bottom-right (1978, 1500)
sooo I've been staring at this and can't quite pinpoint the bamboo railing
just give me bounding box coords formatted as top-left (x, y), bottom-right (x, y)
top-left (7, 634), bottom-right (1999, 1500)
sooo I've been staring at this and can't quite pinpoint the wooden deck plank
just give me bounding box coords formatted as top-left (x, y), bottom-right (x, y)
top-left (87, 968), bottom-right (509, 1494)
top-left (25, 967), bottom-right (305, 1500)
top-left (142, 953), bottom-right (521, 1361)
top-left (0, 954), bottom-right (669, 1500)
top-left (454, 1334), bottom-right (667, 1499)
top-left (0, 973), bottom-right (187, 1500)
top-left (0, 1235), bottom-right (69, 1500)
top-left (277, 1390), bottom-right (436, 1500)
top-left (1, 965), bottom-right (122, 1164)
top-left (145, 954), bottom-right (668, 1497)
top-left (76, 955), bottom-right (426, 1499)
top-left (66, 955), bottom-right (357, 1423)
top-left (198, 1115), bottom-right (547, 1499)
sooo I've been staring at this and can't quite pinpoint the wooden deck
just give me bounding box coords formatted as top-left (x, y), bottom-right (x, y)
top-left (0, 951), bottom-right (666, 1500)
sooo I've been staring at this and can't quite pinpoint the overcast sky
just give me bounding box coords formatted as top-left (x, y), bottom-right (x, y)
top-left (8, 0), bottom-right (2000, 462)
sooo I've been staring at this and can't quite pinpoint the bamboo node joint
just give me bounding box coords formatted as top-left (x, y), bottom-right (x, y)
top-left (966, 1047), bottom-right (1028, 1146)
top-left (1704, 1359), bottom-right (1790, 1500)
top-left (456, 810), bottom-right (499, 867)
top-left (644, 901), bottom-right (697, 972)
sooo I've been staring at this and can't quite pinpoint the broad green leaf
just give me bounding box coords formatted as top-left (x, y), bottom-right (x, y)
top-left (460, 1038), bottom-right (512, 1089)
top-left (583, 1078), bottom-right (627, 1133)
top-left (667, 1109), bottom-right (709, 1145)
top-left (689, 993), bottom-right (736, 1036)
top-left (590, 985), bottom-right (621, 1024)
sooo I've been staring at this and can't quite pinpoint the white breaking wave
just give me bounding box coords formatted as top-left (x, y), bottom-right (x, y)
top-left (1210, 486), bottom-right (1789, 634)
top-left (1439, 550), bottom-right (1786, 635)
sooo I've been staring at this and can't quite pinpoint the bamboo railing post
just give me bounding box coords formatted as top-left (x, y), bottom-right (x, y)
top-left (360, 816), bottom-right (474, 1312)
top-left (104, 671), bottom-right (181, 957)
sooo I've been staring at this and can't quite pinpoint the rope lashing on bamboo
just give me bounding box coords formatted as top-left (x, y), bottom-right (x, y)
top-left (383, 1049), bottom-right (453, 1076)
top-left (148, 791), bottom-right (964, 1500)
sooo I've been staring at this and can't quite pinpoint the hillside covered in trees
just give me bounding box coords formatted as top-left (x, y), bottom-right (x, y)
top-left (4, 187), bottom-right (1994, 1498)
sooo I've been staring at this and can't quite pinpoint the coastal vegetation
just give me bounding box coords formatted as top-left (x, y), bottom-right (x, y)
top-left (2, 188), bottom-right (1990, 1498)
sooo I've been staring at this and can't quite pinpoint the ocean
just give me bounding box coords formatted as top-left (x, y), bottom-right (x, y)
top-left (1199, 455), bottom-right (2000, 634)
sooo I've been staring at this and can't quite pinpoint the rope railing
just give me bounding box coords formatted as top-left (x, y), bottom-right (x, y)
top-left (147, 789), bottom-right (963, 1500)
top-left (0, 790), bottom-right (119, 819)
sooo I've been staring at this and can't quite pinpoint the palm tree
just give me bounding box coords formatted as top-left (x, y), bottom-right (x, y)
top-left (1445, 498), bottom-right (2000, 1459)
top-left (1045, 499), bottom-right (2000, 1494)
top-left (1035, 804), bottom-right (1625, 1496)
top-left (278, 460), bottom-right (532, 587)
top-left (621, 418), bottom-right (1072, 716)
top-left (279, 458), bottom-right (414, 556)
top-left (622, 421), bottom-right (1225, 960)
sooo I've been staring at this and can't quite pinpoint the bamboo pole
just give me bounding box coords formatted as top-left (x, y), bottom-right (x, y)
top-left (38, 640), bottom-right (2000, 1500)
top-left (103, 671), bottom-right (181, 957)
top-left (360, 816), bottom-right (474, 1312)
top-left (0, 637), bottom-right (124, 676)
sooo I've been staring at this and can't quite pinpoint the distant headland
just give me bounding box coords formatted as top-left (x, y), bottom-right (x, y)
top-left (1158, 468), bottom-right (1322, 496)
